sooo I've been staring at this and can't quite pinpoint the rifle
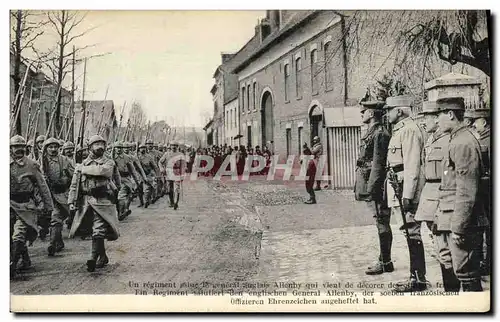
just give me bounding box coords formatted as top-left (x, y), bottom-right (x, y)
top-left (386, 167), bottom-right (411, 241)
top-left (111, 101), bottom-right (127, 160)
top-left (95, 86), bottom-right (110, 135)
top-left (10, 61), bottom-right (34, 134)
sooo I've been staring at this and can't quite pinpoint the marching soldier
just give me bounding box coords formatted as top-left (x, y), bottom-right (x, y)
top-left (415, 102), bottom-right (456, 290)
top-left (67, 135), bottom-right (120, 272)
top-left (465, 108), bottom-right (491, 276)
top-left (311, 136), bottom-right (323, 190)
top-left (127, 142), bottom-right (147, 207)
top-left (159, 142), bottom-right (185, 210)
top-left (10, 135), bottom-right (54, 277)
top-left (113, 141), bottom-right (140, 221)
top-left (26, 139), bottom-right (34, 157)
top-left (354, 101), bottom-right (392, 275)
top-left (159, 143), bottom-right (174, 207)
top-left (34, 135), bottom-right (45, 161)
top-left (138, 142), bottom-right (160, 208)
top-left (41, 137), bottom-right (75, 256)
top-left (434, 97), bottom-right (486, 291)
top-left (62, 141), bottom-right (75, 159)
top-left (384, 95), bottom-right (428, 292)
top-left (145, 139), bottom-right (160, 203)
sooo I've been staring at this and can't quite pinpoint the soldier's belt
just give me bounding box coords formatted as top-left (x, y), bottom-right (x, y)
top-left (425, 179), bottom-right (441, 183)
top-left (390, 164), bottom-right (404, 173)
top-left (10, 193), bottom-right (31, 203)
top-left (82, 186), bottom-right (108, 197)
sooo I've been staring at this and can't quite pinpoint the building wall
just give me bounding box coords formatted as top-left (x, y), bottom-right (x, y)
top-left (223, 98), bottom-right (239, 146)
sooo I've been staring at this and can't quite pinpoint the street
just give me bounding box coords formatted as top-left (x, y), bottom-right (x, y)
top-left (10, 176), bottom-right (490, 295)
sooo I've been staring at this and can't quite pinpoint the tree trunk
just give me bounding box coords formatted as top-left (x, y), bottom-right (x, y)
top-left (55, 11), bottom-right (66, 138)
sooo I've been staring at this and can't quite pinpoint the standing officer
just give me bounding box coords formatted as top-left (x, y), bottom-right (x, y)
top-left (138, 142), bottom-right (160, 208)
top-left (10, 135), bottom-right (53, 277)
top-left (354, 101), bottom-right (392, 275)
top-left (67, 135), bottom-right (120, 272)
top-left (384, 95), bottom-right (427, 292)
top-left (311, 136), bottom-right (323, 191)
top-left (435, 97), bottom-right (485, 291)
top-left (464, 108), bottom-right (491, 276)
top-left (41, 137), bottom-right (75, 256)
top-left (415, 102), bottom-right (456, 290)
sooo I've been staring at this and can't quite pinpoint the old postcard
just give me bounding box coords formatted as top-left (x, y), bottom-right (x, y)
top-left (8, 9), bottom-right (491, 313)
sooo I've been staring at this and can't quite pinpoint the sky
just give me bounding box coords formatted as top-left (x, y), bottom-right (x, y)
top-left (28, 10), bottom-right (266, 128)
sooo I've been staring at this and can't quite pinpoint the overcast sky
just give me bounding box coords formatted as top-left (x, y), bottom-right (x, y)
top-left (29, 10), bottom-right (265, 128)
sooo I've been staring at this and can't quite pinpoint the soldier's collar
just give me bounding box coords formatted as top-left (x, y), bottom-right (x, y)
top-left (450, 125), bottom-right (468, 138)
top-left (392, 118), bottom-right (408, 132)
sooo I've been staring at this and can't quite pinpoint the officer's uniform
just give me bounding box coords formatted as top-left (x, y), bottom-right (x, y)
top-left (354, 101), bottom-right (392, 275)
top-left (67, 135), bottom-right (120, 272)
top-left (113, 141), bottom-right (140, 221)
top-left (10, 135), bottom-right (54, 276)
top-left (464, 108), bottom-right (491, 276)
top-left (41, 137), bottom-right (75, 256)
top-left (138, 143), bottom-right (160, 208)
top-left (384, 95), bottom-right (427, 292)
top-left (311, 137), bottom-right (323, 190)
top-left (435, 97), bottom-right (486, 291)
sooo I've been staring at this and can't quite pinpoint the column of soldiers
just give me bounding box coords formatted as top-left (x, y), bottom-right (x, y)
top-left (355, 94), bottom-right (490, 293)
top-left (10, 132), bottom-right (186, 278)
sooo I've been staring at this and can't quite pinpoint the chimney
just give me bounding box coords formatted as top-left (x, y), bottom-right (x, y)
top-left (268, 10), bottom-right (281, 32)
top-left (221, 53), bottom-right (235, 64)
top-left (260, 19), bottom-right (271, 42)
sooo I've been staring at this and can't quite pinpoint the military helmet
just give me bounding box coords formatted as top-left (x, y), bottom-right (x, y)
top-left (146, 139), bottom-right (153, 145)
top-left (88, 134), bottom-right (106, 146)
top-left (139, 142), bottom-right (147, 149)
top-left (36, 135), bottom-right (46, 143)
top-left (10, 135), bottom-right (26, 146)
top-left (27, 139), bottom-right (34, 147)
top-left (63, 141), bottom-right (75, 150)
top-left (44, 137), bottom-right (61, 147)
top-left (58, 139), bottom-right (65, 146)
top-left (114, 141), bottom-right (124, 148)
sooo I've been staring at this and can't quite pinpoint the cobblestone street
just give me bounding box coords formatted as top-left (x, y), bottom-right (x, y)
top-left (11, 175), bottom-right (489, 295)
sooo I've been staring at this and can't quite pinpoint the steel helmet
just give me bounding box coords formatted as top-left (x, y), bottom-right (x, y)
top-left (44, 137), bottom-right (61, 148)
top-left (114, 141), bottom-right (124, 148)
top-left (27, 139), bottom-right (34, 147)
top-left (88, 134), bottom-right (106, 147)
top-left (146, 139), bottom-right (153, 145)
top-left (63, 141), bottom-right (75, 150)
top-left (10, 135), bottom-right (26, 146)
top-left (138, 142), bottom-right (147, 149)
top-left (58, 139), bottom-right (65, 146)
top-left (35, 135), bottom-right (46, 143)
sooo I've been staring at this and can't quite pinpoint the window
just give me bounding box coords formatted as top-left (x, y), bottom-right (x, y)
top-left (311, 49), bottom-right (318, 94)
top-left (324, 41), bottom-right (333, 91)
top-left (298, 126), bottom-right (303, 154)
top-left (253, 82), bottom-right (257, 110)
top-left (241, 87), bottom-right (246, 111)
top-left (295, 57), bottom-right (302, 97)
top-left (284, 63), bottom-right (290, 101)
top-left (247, 84), bottom-right (251, 111)
top-left (286, 128), bottom-right (292, 156)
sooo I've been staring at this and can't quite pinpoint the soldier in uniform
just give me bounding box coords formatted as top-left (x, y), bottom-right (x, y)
top-left (127, 142), bottom-right (147, 207)
top-left (67, 135), bottom-right (120, 272)
top-left (384, 95), bottom-right (428, 292)
top-left (10, 135), bottom-right (54, 277)
top-left (302, 143), bottom-right (317, 204)
top-left (34, 135), bottom-right (46, 161)
top-left (26, 139), bottom-right (34, 157)
top-left (159, 143), bottom-right (174, 207)
top-left (415, 102), bottom-right (456, 289)
top-left (311, 136), bottom-right (323, 190)
top-left (138, 142), bottom-right (160, 208)
top-left (145, 139), bottom-right (161, 203)
top-left (435, 97), bottom-right (485, 291)
top-left (41, 137), bottom-right (75, 256)
top-left (62, 141), bottom-right (75, 159)
top-left (113, 141), bottom-right (140, 221)
top-left (465, 108), bottom-right (491, 276)
top-left (354, 101), bottom-right (392, 275)
top-left (159, 142), bottom-right (185, 210)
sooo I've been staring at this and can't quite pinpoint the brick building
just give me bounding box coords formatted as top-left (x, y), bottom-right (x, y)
top-left (10, 52), bottom-right (73, 140)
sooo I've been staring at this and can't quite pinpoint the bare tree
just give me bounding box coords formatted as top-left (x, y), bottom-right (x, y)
top-left (10, 10), bottom-right (48, 135)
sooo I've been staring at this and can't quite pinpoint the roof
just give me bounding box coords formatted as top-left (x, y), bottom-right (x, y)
top-left (232, 10), bottom-right (322, 74)
top-left (210, 83), bottom-right (218, 95)
top-left (224, 90), bottom-right (238, 104)
top-left (203, 119), bottom-right (213, 131)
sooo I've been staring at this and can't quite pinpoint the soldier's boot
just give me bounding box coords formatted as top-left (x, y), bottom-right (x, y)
top-left (96, 239), bottom-right (109, 269)
top-left (18, 244), bottom-right (32, 271)
top-left (439, 264), bottom-right (461, 292)
top-left (47, 227), bottom-right (57, 256)
top-left (54, 225), bottom-right (65, 252)
top-left (304, 198), bottom-right (316, 204)
top-left (173, 192), bottom-right (180, 210)
top-left (10, 241), bottom-right (23, 279)
top-left (461, 279), bottom-right (483, 292)
top-left (366, 232), bottom-right (394, 275)
top-left (138, 192), bottom-right (144, 208)
top-left (168, 191), bottom-right (174, 207)
top-left (393, 239), bottom-right (428, 292)
top-left (118, 201), bottom-right (127, 221)
top-left (86, 238), bottom-right (99, 272)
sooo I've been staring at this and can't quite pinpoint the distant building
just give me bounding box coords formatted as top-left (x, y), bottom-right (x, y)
top-left (223, 97), bottom-right (239, 146)
top-left (203, 118), bottom-right (214, 147)
top-left (10, 52), bottom-right (73, 140)
top-left (73, 100), bottom-right (117, 142)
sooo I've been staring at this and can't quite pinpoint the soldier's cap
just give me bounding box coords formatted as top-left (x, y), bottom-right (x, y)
top-left (44, 137), bottom-right (61, 147)
top-left (464, 108), bottom-right (490, 119)
top-left (436, 97), bottom-right (465, 112)
top-left (383, 95), bottom-right (414, 110)
top-left (63, 141), bottom-right (75, 150)
top-left (88, 134), bottom-right (106, 146)
top-left (418, 101), bottom-right (440, 115)
top-left (10, 135), bottom-right (26, 146)
top-left (360, 100), bottom-right (385, 112)
top-left (35, 135), bottom-right (46, 143)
